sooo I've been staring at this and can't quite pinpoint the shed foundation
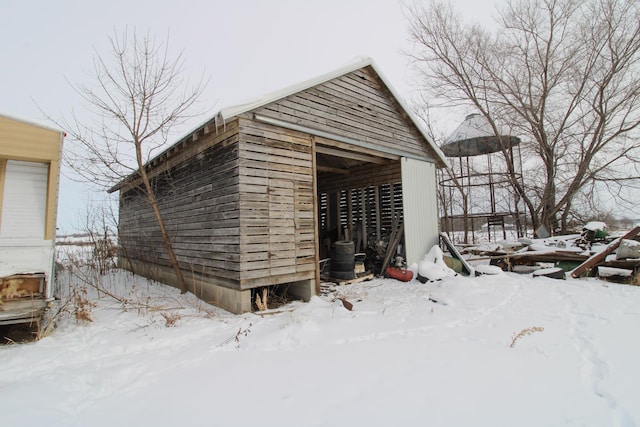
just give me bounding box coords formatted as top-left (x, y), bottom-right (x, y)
top-left (120, 259), bottom-right (252, 314)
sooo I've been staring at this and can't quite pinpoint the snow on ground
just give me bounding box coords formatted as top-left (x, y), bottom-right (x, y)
top-left (2, 268), bottom-right (640, 427)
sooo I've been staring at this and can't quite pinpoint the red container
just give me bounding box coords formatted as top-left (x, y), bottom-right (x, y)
top-left (386, 266), bottom-right (414, 282)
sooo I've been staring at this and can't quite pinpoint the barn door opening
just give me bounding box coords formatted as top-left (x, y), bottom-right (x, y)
top-left (313, 140), bottom-right (405, 277)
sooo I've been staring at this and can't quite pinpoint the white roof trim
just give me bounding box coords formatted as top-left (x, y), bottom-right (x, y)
top-left (116, 56), bottom-right (448, 187)
top-left (218, 56), bottom-right (373, 121)
top-left (216, 57), bottom-right (447, 167)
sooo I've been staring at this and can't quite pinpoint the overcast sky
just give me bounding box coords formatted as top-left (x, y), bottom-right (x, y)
top-left (2, 0), bottom-right (500, 234)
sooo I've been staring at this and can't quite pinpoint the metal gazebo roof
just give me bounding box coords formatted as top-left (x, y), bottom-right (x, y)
top-left (441, 114), bottom-right (520, 157)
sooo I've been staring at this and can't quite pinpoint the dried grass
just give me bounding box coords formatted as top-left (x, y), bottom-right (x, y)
top-left (217, 323), bottom-right (252, 349)
top-left (72, 287), bottom-right (96, 323)
top-left (510, 326), bottom-right (545, 348)
top-left (255, 288), bottom-right (268, 311)
top-left (161, 312), bottom-right (181, 327)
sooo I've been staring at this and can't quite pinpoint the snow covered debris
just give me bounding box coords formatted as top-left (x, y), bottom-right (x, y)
top-left (584, 221), bottom-right (607, 232)
top-left (1, 270), bottom-right (640, 426)
top-left (474, 264), bottom-right (504, 275)
top-left (616, 239), bottom-right (640, 260)
top-left (416, 245), bottom-right (457, 282)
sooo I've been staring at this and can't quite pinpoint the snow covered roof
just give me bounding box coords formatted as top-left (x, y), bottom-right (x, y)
top-left (442, 113), bottom-right (520, 157)
top-left (215, 56), bottom-right (447, 166)
top-left (110, 57), bottom-right (448, 192)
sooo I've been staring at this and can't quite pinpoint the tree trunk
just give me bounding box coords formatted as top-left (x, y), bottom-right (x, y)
top-left (136, 146), bottom-right (188, 294)
top-left (560, 200), bottom-right (572, 233)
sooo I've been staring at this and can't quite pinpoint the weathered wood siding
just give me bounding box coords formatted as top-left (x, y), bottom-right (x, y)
top-left (251, 66), bottom-right (434, 160)
top-left (118, 124), bottom-right (242, 288)
top-left (237, 117), bottom-right (316, 288)
top-left (116, 63), bottom-right (442, 298)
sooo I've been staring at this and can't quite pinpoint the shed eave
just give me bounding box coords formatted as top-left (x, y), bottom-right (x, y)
top-left (110, 55), bottom-right (450, 192)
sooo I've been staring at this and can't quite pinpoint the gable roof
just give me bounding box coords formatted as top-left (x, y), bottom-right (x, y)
top-left (215, 57), bottom-right (447, 166)
top-left (110, 57), bottom-right (447, 193)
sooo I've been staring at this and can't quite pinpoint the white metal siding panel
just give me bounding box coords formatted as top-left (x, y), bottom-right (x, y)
top-left (401, 157), bottom-right (439, 265)
top-left (0, 160), bottom-right (48, 239)
top-left (0, 242), bottom-right (54, 281)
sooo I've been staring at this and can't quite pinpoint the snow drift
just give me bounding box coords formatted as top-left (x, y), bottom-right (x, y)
top-left (1, 269), bottom-right (639, 427)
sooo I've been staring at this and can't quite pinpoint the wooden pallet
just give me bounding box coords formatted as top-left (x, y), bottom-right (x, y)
top-left (321, 272), bottom-right (374, 286)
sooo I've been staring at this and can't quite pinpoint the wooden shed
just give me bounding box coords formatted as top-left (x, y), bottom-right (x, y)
top-left (110, 58), bottom-right (447, 313)
top-left (0, 114), bottom-right (64, 325)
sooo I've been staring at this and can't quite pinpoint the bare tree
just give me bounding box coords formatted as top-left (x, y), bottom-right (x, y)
top-left (406, 0), bottom-right (640, 233)
top-left (55, 29), bottom-right (208, 293)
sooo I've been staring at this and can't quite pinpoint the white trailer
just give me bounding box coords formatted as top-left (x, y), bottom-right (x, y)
top-left (0, 114), bottom-right (64, 326)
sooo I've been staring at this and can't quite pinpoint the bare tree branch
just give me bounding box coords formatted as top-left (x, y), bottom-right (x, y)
top-left (407, 0), bottom-right (640, 232)
top-left (46, 28), bottom-right (209, 293)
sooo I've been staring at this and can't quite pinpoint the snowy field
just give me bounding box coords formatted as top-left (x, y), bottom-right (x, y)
top-left (2, 268), bottom-right (640, 427)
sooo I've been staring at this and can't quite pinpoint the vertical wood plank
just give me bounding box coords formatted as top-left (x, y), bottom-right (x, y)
top-left (361, 188), bottom-right (367, 250)
top-left (311, 136), bottom-right (320, 294)
top-left (390, 183), bottom-right (395, 224)
top-left (326, 191), bottom-right (331, 234)
top-left (347, 188), bottom-right (353, 240)
top-left (336, 191), bottom-right (342, 241)
top-left (375, 185), bottom-right (381, 241)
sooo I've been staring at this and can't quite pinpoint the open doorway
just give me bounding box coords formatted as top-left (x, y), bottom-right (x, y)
top-left (314, 142), bottom-right (406, 278)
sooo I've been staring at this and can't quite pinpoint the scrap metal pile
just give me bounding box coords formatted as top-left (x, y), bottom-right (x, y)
top-left (459, 222), bottom-right (640, 282)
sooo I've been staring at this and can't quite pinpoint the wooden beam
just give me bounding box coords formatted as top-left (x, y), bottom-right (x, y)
top-left (326, 191), bottom-right (331, 235)
top-left (316, 165), bottom-right (349, 174)
top-left (380, 221), bottom-right (404, 275)
top-left (311, 136), bottom-right (321, 295)
top-left (315, 145), bottom-right (389, 164)
top-left (375, 186), bottom-right (381, 241)
top-left (571, 226), bottom-right (640, 278)
top-left (390, 184), bottom-right (395, 222)
top-left (361, 189), bottom-right (367, 250)
top-left (347, 188), bottom-right (353, 240)
top-left (317, 160), bottom-right (401, 194)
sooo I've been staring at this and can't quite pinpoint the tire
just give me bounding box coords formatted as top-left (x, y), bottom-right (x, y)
top-left (332, 252), bottom-right (354, 261)
top-left (334, 240), bottom-right (355, 255)
top-left (330, 270), bottom-right (356, 280)
top-left (330, 260), bottom-right (355, 271)
top-left (331, 242), bottom-right (355, 279)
